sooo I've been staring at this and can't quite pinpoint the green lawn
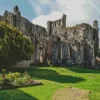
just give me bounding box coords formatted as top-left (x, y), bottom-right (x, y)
top-left (0, 66), bottom-right (100, 100)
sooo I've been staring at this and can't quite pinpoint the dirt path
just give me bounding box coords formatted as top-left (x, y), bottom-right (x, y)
top-left (52, 87), bottom-right (89, 100)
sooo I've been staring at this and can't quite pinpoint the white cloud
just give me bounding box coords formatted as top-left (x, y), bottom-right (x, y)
top-left (32, 12), bottom-right (63, 28)
top-left (36, 5), bottom-right (42, 15)
top-left (88, 0), bottom-right (100, 15)
top-left (37, 0), bottom-right (50, 5)
top-left (28, 0), bottom-right (43, 15)
top-left (54, 0), bottom-right (88, 27)
top-left (31, 0), bottom-right (100, 28)
top-left (28, 0), bottom-right (52, 15)
top-left (56, 0), bottom-right (87, 20)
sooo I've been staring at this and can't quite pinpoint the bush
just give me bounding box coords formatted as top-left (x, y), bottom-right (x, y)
top-left (6, 72), bottom-right (21, 81)
top-left (0, 76), bottom-right (4, 85)
top-left (13, 77), bottom-right (27, 86)
top-left (0, 22), bottom-right (34, 68)
top-left (0, 71), bottom-right (35, 86)
top-left (0, 74), bottom-right (10, 85)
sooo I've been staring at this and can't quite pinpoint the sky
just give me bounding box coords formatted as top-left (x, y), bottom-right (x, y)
top-left (0, 0), bottom-right (100, 29)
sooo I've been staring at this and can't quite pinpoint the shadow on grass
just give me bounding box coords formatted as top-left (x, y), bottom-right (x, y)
top-left (64, 66), bottom-right (100, 74)
top-left (0, 89), bottom-right (37, 100)
top-left (28, 68), bottom-right (85, 83)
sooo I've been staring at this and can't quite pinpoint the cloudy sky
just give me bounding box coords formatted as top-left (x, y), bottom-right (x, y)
top-left (0, 0), bottom-right (100, 29)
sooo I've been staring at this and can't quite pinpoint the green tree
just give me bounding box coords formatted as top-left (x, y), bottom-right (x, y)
top-left (0, 22), bottom-right (34, 68)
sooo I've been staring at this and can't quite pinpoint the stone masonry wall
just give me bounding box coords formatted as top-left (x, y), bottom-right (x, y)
top-left (0, 6), bottom-right (47, 68)
top-left (47, 16), bottom-right (99, 66)
top-left (0, 5), bottom-right (99, 67)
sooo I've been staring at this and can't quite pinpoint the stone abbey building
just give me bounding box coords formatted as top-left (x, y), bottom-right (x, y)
top-left (0, 6), bottom-right (99, 67)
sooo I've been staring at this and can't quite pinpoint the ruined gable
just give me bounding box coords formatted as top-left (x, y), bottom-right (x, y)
top-left (1, 5), bottom-right (47, 45)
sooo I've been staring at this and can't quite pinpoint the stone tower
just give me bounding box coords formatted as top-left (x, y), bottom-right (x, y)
top-left (61, 14), bottom-right (66, 28)
top-left (47, 21), bottom-right (52, 35)
top-left (93, 20), bottom-right (98, 30)
top-left (14, 5), bottom-right (19, 14)
top-left (93, 20), bottom-right (99, 57)
top-left (14, 5), bottom-right (21, 30)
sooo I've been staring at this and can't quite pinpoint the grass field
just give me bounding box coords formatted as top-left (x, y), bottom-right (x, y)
top-left (0, 66), bottom-right (100, 100)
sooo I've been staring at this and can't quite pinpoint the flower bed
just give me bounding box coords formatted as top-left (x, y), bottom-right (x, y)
top-left (0, 69), bottom-right (42, 90)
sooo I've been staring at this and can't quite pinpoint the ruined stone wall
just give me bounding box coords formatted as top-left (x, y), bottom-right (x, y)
top-left (2, 6), bottom-right (47, 44)
top-left (47, 14), bottom-right (66, 35)
top-left (0, 6), bottom-right (99, 67)
top-left (0, 6), bottom-right (48, 67)
top-left (48, 17), bottom-right (99, 65)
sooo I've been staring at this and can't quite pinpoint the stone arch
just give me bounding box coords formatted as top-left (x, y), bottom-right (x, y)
top-left (59, 20), bottom-right (61, 25)
top-left (55, 22), bottom-right (56, 27)
top-left (61, 20), bottom-right (63, 26)
top-left (46, 40), bottom-right (53, 63)
top-left (38, 43), bottom-right (46, 63)
top-left (60, 42), bottom-right (68, 64)
top-left (68, 43), bottom-right (73, 59)
top-left (84, 42), bottom-right (88, 63)
top-left (52, 39), bottom-right (67, 65)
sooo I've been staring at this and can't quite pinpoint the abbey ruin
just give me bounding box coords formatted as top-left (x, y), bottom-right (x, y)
top-left (0, 6), bottom-right (99, 67)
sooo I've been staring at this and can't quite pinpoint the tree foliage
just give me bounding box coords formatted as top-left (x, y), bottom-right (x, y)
top-left (0, 22), bottom-right (34, 68)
